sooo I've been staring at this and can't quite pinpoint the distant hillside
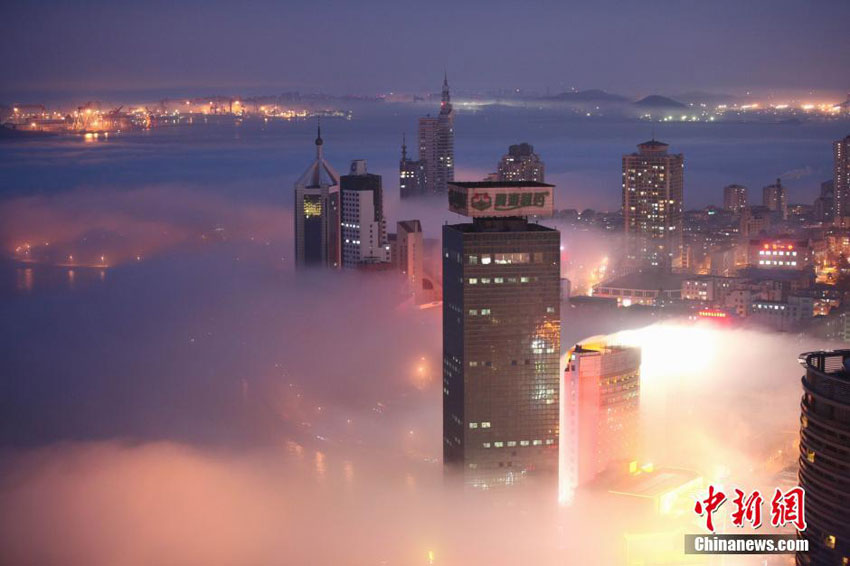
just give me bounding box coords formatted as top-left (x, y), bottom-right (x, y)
top-left (552, 89), bottom-right (629, 103)
top-left (672, 91), bottom-right (741, 106)
top-left (633, 95), bottom-right (687, 108)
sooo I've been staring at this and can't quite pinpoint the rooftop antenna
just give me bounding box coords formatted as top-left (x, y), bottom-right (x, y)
top-left (315, 116), bottom-right (323, 159)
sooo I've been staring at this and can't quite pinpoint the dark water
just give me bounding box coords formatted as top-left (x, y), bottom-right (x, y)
top-left (0, 106), bottom-right (848, 449)
top-left (2, 106), bottom-right (847, 210)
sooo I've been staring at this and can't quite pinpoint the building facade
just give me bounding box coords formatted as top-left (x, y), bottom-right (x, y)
top-left (834, 135), bottom-right (850, 227)
top-left (749, 239), bottom-right (812, 271)
top-left (763, 179), bottom-right (788, 220)
top-left (815, 180), bottom-right (835, 223)
top-left (340, 160), bottom-right (389, 267)
top-left (561, 344), bottom-right (641, 496)
top-left (723, 184), bottom-right (748, 212)
top-left (592, 270), bottom-right (683, 307)
top-left (397, 219), bottom-right (424, 299)
top-left (294, 126), bottom-right (341, 269)
top-left (750, 295), bottom-right (814, 331)
top-left (681, 275), bottom-right (739, 304)
top-left (443, 181), bottom-right (560, 487)
top-left (497, 143), bottom-right (545, 183)
top-left (622, 139), bottom-right (684, 271)
top-left (796, 350), bottom-right (850, 566)
top-left (740, 205), bottom-right (772, 237)
top-left (418, 75), bottom-right (454, 195)
top-left (399, 133), bottom-right (426, 199)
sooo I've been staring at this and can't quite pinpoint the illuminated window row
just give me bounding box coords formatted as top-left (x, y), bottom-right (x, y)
top-left (468, 308), bottom-right (492, 316)
top-left (468, 276), bottom-right (534, 284)
top-left (468, 252), bottom-right (542, 265)
top-left (481, 439), bottom-right (554, 448)
top-left (754, 303), bottom-right (787, 311)
top-left (758, 260), bottom-right (797, 266)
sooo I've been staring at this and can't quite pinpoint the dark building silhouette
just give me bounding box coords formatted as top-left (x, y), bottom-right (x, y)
top-left (497, 143), bottom-right (545, 183)
top-left (763, 178), bottom-right (788, 220)
top-left (797, 350), bottom-right (850, 565)
top-left (814, 180), bottom-right (835, 223)
top-left (399, 133), bottom-right (426, 199)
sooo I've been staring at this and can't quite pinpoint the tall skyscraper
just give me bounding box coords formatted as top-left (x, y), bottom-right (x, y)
top-left (417, 74), bottom-right (454, 195)
top-left (294, 125), bottom-right (340, 269)
top-left (497, 143), bottom-right (545, 183)
top-left (622, 139), bottom-right (684, 270)
top-left (834, 135), bottom-right (850, 227)
top-left (397, 219), bottom-right (423, 298)
top-left (723, 184), bottom-right (748, 212)
top-left (560, 343), bottom-right (641, 502)
top-left (340, 160), bottom-right (389, 267)
top-left (796, 350), bottom-right (850, 566)
top-left (399, 133), bottom-right (425, 199)
top-left (442, 180), bottom-right (560, 487)
top-left (763, 178), bottom-right (788, 220)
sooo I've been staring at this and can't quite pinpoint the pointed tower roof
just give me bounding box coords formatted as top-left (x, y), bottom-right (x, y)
top-left (296, 120), bottom-right (340, 188)
top-left (440, 72), bottom-right (452, 115)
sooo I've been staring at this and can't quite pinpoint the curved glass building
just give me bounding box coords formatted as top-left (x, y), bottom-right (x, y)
top-left (797, 350), bottom-right (850, 565)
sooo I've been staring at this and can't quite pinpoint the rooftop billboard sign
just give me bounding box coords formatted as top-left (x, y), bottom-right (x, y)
top-left (448, 182), bottom-right (555, 218)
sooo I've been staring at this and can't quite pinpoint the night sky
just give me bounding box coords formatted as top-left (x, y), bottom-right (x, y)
top-left (2, 0), bottom-right (848, 98)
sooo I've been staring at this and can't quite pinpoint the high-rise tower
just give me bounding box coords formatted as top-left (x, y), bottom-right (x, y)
top-left (442, 180), bottom-right (560, 487)
top-left (397, 219), bottom-right (424, 300)
top-left (723, 184), bottom-right (748, 213)
top-left (796, 350), bottom-right (850, 565)
top-left (833, 135), bottom-right (850, 227)
top-left (417, 74), bottom-right (455, 195)
top-left (399, 133), bottom-right (425, 199)
top-left (622, 139), bottom-right (684, 271)
top-left (560, 343), bottom-right (641, 502)
top-left (294, 124), bottom-right (341, 269)
top-left (340, 160), bottom-right (389, 267)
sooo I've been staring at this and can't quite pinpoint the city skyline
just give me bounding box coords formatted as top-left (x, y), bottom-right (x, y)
top-left (2, 3), bottom-right (850, 563)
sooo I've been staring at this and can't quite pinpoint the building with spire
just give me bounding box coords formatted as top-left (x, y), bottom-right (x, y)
top-left (399, 133), bottom-right (426, 199)
top-left (294, 124), bottom-right (341, 269)
top-left (417, 74), bottom-right (455, 195)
